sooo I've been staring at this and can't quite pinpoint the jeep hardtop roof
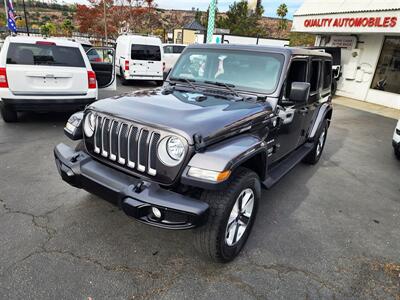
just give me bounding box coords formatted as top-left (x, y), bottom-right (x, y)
top-left (186, 43), bottom-right (332, 59)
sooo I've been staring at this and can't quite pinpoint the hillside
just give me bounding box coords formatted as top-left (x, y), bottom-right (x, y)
top-left (0, 2), bottom-right (292, 40)
top-left (0, 1), bottom-right (74, 30)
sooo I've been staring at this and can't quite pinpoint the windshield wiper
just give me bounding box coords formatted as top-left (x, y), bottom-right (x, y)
top-left (169, 77), bottom-right (198, 91)
top-left (203, 80), bottom-right (243, 99)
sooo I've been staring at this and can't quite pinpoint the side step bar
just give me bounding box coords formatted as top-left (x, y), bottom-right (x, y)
top-left (263, 143), bottom-right (314, 189)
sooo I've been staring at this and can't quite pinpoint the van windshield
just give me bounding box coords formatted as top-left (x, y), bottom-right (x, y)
top-left (6, 43), bottom-right (85, 67)
top-left (170, 49), bottom-right (284, 94)
top-left (131, 45), bottom-right (161, 61)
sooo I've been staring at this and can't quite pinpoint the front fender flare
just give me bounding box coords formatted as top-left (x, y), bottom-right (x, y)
top-left (181, 134), bottom-right (267, 189)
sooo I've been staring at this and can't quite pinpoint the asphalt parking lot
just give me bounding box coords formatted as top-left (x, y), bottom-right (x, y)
top-left (0, 80), bottom-right (399, 299)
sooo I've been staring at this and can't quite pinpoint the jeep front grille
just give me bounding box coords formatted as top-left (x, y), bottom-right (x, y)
top-left (92, 114), bottom-right (162, 176)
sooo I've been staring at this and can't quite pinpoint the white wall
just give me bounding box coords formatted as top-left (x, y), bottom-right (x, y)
top-left (366, 88), bottom-right (400, 110)
top-left (334, 35), bottom-right (384, 101)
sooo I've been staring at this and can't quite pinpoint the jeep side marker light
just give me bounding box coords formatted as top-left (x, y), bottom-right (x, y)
top-left (188, 167), bottom-right (231, 182)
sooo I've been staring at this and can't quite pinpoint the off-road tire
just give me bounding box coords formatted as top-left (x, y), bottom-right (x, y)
top-left (193, 167), bottom-right (261, 263)
top-left (303, 119), bottom-right (329, 165)
top-left (0, 103), bottom-right (18, 122)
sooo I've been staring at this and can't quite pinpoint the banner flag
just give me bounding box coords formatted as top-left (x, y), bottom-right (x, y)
top-left (206, 0), bottom-right (216, 43)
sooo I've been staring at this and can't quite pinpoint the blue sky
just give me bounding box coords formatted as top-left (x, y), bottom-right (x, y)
top-left (154, 0), bottom-right (303, 19)
top-left (63, 0), bottom-right (303, 19)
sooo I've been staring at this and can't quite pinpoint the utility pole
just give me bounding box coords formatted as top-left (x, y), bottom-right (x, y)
top-left (21, 0), bottom-right (29, 36)
top-left (103, 0), bottom-right (108, 45)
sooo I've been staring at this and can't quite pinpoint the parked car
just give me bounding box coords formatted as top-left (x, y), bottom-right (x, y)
top-left (54, 44), bottom-right (333, 262)
top-left (115, 35), bottom-right (164, 85)
top-left (163, 43), bottom-right (186, 74)
top-left (393, 120), bottom-right (400, 159)
top-left (0, 36), bottom-right (116, 122)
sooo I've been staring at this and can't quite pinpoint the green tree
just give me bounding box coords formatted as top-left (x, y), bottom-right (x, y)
top-left (40, 22), bottom-right (56, 36)
top-left (62, 19), bottom-right (74, 36)
top-left (217, 1), bottom-right (264, 37)
top-left (289, 32), bottom-right (315, 46)
top-left (194, 9), bottom-right (202, 24)
top-left (276, 3), bottom-right (288, 30)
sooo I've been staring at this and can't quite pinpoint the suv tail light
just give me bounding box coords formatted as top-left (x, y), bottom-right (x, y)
top-left (0, 68), bottom-right (8, 88)
top-left (124, 60), bottom-right (129, 71)
top-left (87, 71), bottom-right (97, 89)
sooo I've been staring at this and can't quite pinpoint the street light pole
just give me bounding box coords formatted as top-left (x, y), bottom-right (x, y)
top-left (21, 0), bottom-right (29, 36)
top-left (103, 0), bottom-right (107, 46)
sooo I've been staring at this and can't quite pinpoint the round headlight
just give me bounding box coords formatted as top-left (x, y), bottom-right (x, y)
top-left (83, 112), bottom-right (96, 137)
top-left (157, 135), bottom-right (186, 167)
top-left (166, 136), bottom-right (185, 161)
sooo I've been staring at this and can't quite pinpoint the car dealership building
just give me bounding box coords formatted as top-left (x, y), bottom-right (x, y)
top-left (292, 0), bottom-right (400, 109)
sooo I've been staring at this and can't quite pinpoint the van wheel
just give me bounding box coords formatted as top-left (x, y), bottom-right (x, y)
top-left (119, 68), bottom-right (129, 86)
top-left (156, 80), bottom-right (164, 86)
top-left (0, 103), bottom-right (18, 122)
top-left (193, 167), bottom-right (260, 262)
top-left (303, 119), bottom-right (328, 165)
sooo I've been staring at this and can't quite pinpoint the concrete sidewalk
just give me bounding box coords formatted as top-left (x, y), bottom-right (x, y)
top-left (333, 96), bottom-right (400, 120)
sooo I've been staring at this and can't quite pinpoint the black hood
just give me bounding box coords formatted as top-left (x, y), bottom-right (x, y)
top-left (88, 89), bottom-right (273, 145)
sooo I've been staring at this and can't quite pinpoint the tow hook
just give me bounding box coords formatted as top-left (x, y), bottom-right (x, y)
top-left (134, 181), bottom-right (147, 193)
top-left (70, 153), bottom-right (80, 163)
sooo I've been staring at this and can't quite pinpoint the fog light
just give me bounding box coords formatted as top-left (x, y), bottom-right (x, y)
top-left (152, 207), bottom-right (162, 219)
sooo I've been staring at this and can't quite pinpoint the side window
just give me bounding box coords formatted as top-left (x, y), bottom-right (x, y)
top-left (309, 60), bottom-right (321, 93)
top-left (164, 46), bottom-right (173, 54)
top-left (173, 46), bottom-right (185, 54)
top-left (284, 60), bottom-right (308, 99)
top-left (323, 60), bottom-right (332, 90)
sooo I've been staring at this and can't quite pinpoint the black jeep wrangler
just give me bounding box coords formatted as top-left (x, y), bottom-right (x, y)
top-left (55, 44), bottom-right (333, 262)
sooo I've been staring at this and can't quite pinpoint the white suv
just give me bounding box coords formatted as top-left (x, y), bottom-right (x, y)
top-left (0, 36), bottom-right (115, 122)
top-left (163, 43), bottom-right (186, 74)
top-left (393, 120), bottom-right (400, 159)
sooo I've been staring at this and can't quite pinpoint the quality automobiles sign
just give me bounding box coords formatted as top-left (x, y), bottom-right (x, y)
top-left (292, 11), bottom-right (400, 34)
top-left (304, 16), bottom-right (397, 28)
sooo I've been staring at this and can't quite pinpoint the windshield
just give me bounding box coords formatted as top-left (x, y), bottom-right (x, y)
top-left (170, 49), bottom-right (284, 94)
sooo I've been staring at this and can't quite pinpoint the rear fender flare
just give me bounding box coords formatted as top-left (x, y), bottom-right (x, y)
top-left (309, 103), bottom-right (332, 140)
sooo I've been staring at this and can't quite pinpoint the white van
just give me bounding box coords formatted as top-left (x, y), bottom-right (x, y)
top-left (116, 35), bottom-right (164, 85)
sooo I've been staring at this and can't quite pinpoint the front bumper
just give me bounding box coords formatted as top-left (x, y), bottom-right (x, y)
top-left (54, 143), bottom-right (209, 229)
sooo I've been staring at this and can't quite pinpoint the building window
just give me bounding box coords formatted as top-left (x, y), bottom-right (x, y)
top-left (371, 37), bottom-right (400, 94)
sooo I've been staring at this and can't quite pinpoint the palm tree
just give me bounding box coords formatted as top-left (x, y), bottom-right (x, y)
top-left (276, 3), bottom-right (288, 30)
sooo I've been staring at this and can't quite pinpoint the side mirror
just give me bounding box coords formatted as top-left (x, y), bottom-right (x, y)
top-left (289, 82), bottom-right (310, 103)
